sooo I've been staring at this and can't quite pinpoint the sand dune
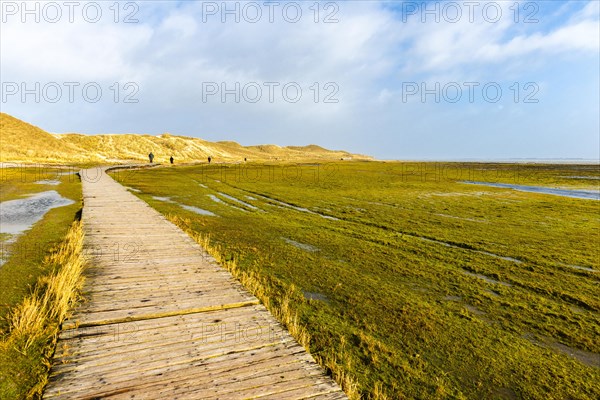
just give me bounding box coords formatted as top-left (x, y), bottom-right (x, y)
top-left (0, 113), bottom-right (370, 164)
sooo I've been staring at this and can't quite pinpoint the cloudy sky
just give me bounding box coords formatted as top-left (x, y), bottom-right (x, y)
top-left (1, 0), bottom-right (598, 160)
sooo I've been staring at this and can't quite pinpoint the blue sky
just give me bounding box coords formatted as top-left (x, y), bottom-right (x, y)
top-left (1, 0), bottom-right (598, 160)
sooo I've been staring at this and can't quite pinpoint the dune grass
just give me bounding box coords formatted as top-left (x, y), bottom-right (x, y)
top-left (113, 161), bottom-right (599, 399)
top-left (1, 112), bottom-right (367, 164)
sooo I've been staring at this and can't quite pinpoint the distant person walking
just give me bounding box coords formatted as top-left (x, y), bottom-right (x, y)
top-left (170, 156), bottom-right (174, 164)
top-left (149, 152), bottom-right (154, 163)
top-left (208, 156), bottom-right (212, 164)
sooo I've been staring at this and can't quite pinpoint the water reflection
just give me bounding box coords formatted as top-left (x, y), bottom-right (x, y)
top-left (0, 191), bottom-right (75, 235)
top-left (461, 181), bottom-right (600, 200)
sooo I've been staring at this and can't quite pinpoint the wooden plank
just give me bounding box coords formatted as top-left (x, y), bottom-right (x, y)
top-left (54, 311), bottom-right (290, 363)
top-left (46, 346), bottom-right (312, 398)
top-left (63, 299), bottom-right (260, 329)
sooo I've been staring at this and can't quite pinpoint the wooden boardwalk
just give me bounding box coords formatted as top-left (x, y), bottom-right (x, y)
top-left (44, 168), bottom-right (346, 399)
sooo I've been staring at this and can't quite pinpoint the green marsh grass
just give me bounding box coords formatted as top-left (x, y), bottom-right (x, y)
top-left (0, 221), bottom-right (85, 399)
top-left (0, 167), bottom-right (83, 399)
top-left (113, 161), bottom-right (599, 399)
top-left (0, 168), bottom-right (82, 323)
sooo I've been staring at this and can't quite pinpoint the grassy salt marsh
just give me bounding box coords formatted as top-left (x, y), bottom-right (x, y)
top-left (0, 166), bottom-right (82, 323)
top-left (0, 166), bottom-right (83, 399)
top-left (112, 161), bottom-right (599, 399)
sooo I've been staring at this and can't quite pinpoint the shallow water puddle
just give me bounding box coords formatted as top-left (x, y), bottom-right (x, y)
top-left (218, 192), bottom-right (259, 210)
top-left (282, 237), bottom-right (319, 252)
top-left (256, 194), bottom-right (339, 220)
top-left (463, 271), bottom-right (512, 287)
top-left (557, 262), bottom-right (596, 273)
top-left (35, 180), bottom-right (61, 185)
top-left (461, 181), bottom-right (600, 200)
top-left (1, 191), bottom-right (75, 267)
top-left (464, 304), bottom-right (487, 316)
top-left (524, 332), bottom-right (600, 368)
top-left (419, 237), bottom-right (522, 264)
top-left (419, 237), bottom-right (454, 248)
top-left (152, 196), bottom-right (175, 203)
top-left (179, 204), bottom-right (216, 216)
top-left (303, 291), bottom-right (329, 302)
top-left (476, 250), bottom-right (522, 264)
top-left (151, 195), bottom-right (216, 216)
top-left (434, 213), bottom-right (488, 223)
top-left (569, 305), bottom-right (586, 314)
top-left (0, 190), bottom-right (75, 235)
top-left (207, 194), bottom-right (247, 212)
top-left (207, 194), bottom-right (225, 204)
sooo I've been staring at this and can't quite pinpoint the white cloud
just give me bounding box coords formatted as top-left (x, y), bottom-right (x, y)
top-left (1, 0), bottom-right (598, 159)
top-left (399, 1), bottom-right (599, 74)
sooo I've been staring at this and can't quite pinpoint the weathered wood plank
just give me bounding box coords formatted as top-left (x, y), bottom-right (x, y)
top-left (56, 308), bottom-right (288, 353)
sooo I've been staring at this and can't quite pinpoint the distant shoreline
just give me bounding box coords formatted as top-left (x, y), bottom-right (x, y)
top-left (379, 159), bottom-right (600, 164)
top-left (2, 159), bottom-right (600, 168)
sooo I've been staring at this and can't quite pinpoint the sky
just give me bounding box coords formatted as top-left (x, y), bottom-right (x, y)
top-left (1, 0), bottom-right (599, 160)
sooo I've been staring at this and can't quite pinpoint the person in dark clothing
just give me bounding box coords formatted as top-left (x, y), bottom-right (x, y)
top-left (149, 152), bottom-right (154, 163)
top-left (170, 156), bottom-right (174, 164)
top-left (208, 156), bottom-right (212, 164)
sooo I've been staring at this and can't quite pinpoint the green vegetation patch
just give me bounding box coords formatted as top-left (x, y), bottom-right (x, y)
top-left (113, 162), bottom-right (599, 399)
top-left (0, 222), bottom-right (85, 400)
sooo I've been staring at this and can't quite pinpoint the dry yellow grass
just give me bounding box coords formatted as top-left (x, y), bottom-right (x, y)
top-left (0, 221), bottom-right (85, 398)
top-left (0, 113), bottom-right (84, 163)
top-left (0, 113), bottom-right (370, 164)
